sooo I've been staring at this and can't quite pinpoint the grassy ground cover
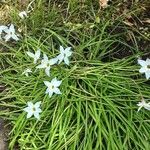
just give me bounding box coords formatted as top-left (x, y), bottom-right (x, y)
top-left (0, 0), bottom-right (150, 149)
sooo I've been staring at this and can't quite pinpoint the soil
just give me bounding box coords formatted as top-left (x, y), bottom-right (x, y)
top-left (0, 119), bottom-right (8, 150)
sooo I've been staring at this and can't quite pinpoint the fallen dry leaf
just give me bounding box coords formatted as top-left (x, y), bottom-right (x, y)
top-left (123, 21), bottom-right (134, 27)
top-left (99, 0), bottom-right (108, 8)
top-left (142, 19), bottom-right (150, 24)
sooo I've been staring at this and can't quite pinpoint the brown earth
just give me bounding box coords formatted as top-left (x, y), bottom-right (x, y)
top-left (0, 119), bottom-right (8, 150)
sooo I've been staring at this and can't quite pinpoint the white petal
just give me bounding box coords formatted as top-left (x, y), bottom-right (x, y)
top-left (23, 107), bottom-right (30, 112)
top-left (43, 54), bottom-right (48, 62)
top-left (45, 66), bottom-right (50, 76)
top-left (34, 101), bottom-right (41, 108)
top-left (19, 11), bottom-right (28, 19)
top-left (145, 72), bottom-right (150, 80)
top-left (138, 59), bottom-right (146, 66)
top-left (0, 25), bottom-right (8, 32)
top-left (12, 34), bottom-right (19, 41)
top-left (46, 88), bottom-right (54, 97)
top-left (26, 51), bottom-right (35, 58)
top-left (64, 57), bottom-right (70, 65)
top-left (25, 72), bottom-right (29, 77)
top-left (65, 47), bottom-right (72, 56)
top-left (33, 112), bottom-right (40, 120)
top-left (33, 59), bottom-right (37, 64)
top-left (137, 106), bottom-right (143, 112)
top-left (27, 102), bottom-right (34, 108)
top-left (27, 111), bottom-right (33, 118)
top-left (51, 78), bottom-right (62, 87)
top-left (146, 58), bottom-right (150, 65)
top-left (26, 68), bottom-right (32, 72)
top-left (48, 91), bottom-right (53, 97)
top-left (60, 46), bottom-right (64, 53)
top-left (4, 34), bottom-right (11, 42)
top-left (49, 57), bottom-right (58, 65)
top-left (144, 106), bottom-right (150, 110)
top-left (9, 24), bottom-right (15, 33)
top-left (36, 63), bottom-right (46, 69)
top-left (54, 88), bottom-right (62, 94)
top-left (139, 67), bottom-right (146, 73)
top-left (57, 54), bottom-right (64, 64)
top-left (35, 49), bottom-right (41, 59)
top-left (36, 108), bottom-right (42, 113)
top-left (45, 88), bottom-right (53, 97)
top-left (44, 81), bottom-right (51, 87)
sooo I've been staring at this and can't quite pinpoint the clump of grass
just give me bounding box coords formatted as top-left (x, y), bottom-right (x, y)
top-left (0, 0), bottom-right (150, 150)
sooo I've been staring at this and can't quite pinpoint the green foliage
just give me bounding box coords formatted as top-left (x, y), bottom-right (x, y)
top-left (0, 0), bottom-right (150, 149)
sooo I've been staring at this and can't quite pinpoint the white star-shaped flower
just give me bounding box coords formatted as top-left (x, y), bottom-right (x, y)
top-left (137, 99), bottom-right (150, 112)
top-left (44, 77), bottom-right (62, 97)
top-left (36, 54), bottom-right (58, 76)
top-left (22, 68), bottom-right (32, 76)
top-left (57, 46), bottom-right (72, 65)
top-left (4, 24), bottom-right (19, 42)
top-left (26, 49), bottom-right (41, 64)
top-left (23, 101), bottom-right (42, 120)
top-left (0, 25), bottom-right (8, 40)
top-left (19, 11), bottom-right (28, 19)
top-left (138, 58), bottom-right (150, 80)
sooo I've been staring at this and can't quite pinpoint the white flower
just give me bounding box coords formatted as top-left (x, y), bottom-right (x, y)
top-left (19, 11), bottom-right (28, 19)
top-left (36, 54), bottom-right (57, 76)
top-left (26, 49), bottom-right (41, 64)
top-left (22, 68), bottom-right (32, 76)
top-left (138, 58), bottom-right (150, 80)
top-left (4, 24), bottom-right (19, 42)
top-left (57, 46), bottom-right (72, 65)
top-left (44, 77), bottom-right (62, 97)
top-left (0, 25), bottom-right (8, 40)
top-left (23, 101), bottom-right (42, 120)
top-left (137, 99), bottom-right (150, 112)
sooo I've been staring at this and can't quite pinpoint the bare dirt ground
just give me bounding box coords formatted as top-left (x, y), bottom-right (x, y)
top-left (0, 119), bottom-right (8, 150)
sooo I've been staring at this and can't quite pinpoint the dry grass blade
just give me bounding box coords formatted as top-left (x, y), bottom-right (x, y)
top-left (99, 0), bottom-right (108, 8)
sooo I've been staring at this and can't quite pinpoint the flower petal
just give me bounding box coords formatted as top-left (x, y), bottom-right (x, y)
top-left (145, 72), bottom-right (150, 80)
top-left (138, 59), bottom-right (146, 66)
top-left (35, 49), bottom-right (41, 59)
top-left (45, 66), bottom-right (50, 76)
top-left (23, 107), bottom-right (30, 112)
top-left (33, 112), bottom-right (40, 120)
top-left (144, 105), bottom-right (150, 110)
top-left (51, 78), bottom-right (62, 87)
top-left (54, 88), bottom-right (62, 94)
top-left (34, 101), bottom-right (41, 108)
top-left (57, 54), bottom-right (64, 64)
top-left (49, 57), bottom-right (58, 65)
top-left (64, 57), bottom-right (70, 65)
top-left (60, 46), bottom-right (64, 53)
top-left (12, 34), bottom-right (19, 41)
top-left (139, 67), bottom-right (146, 73)
top-left (43, 54), bottom-right (48, 62)
top-left (27, 111), bottom-right (33, 118)
top-left (44, 81), bottom-right (51, 87)
top-left (27, 102), bottom-right (34, 108)
top-left (26, 51), bottom-right (35, 58)
top-left (146, 58), bottom-right (150, 65)
top-left (4, 34), bottom-right (11, 42)
top-left (9, 24), bottom-right (15, 33)
top-left (36, 63), bottom-right (46, 69)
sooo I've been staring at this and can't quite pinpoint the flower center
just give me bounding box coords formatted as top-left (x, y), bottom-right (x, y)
top-left (47, 63), bottom-right (50, 67)
top-left (32, 107), bottom-right (36, 112)
top-left (147, 65), bottom-right (150, 69)
top-left (50, 85), bottom-right (54, 89)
